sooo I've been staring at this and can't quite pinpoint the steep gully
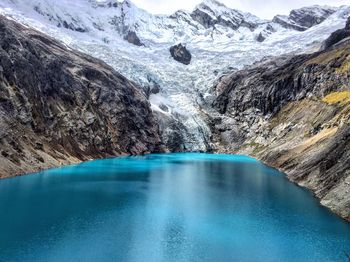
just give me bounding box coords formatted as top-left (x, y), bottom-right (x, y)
top-left (0, 14), bottom-right (350, 221)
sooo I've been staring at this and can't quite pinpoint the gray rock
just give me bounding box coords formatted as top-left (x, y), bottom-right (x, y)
top-left (190, 1), bottom-right (258, 31)
top-left (256, 32), bottom-right (266, 42)
top-left (169, 43), bottom-right (192, 65)
top-left (159, 103), bottom-right (168, 112)
top-left (322, 17), bottom-right (350, 49)
top-left (0, 15), bottom-right (165, 178)
top-left (124, 30), bottom-right (144, 46)
top-left (273, 6), bottom-right (336, 31)
top-left (346, 16), bottom-right (350, 30)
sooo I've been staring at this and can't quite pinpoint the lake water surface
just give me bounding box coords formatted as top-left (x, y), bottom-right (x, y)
top-left (0, 153), bottom-right (349, 261)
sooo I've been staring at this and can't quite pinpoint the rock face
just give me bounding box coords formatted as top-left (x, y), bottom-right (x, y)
top-left (190, 0), bottom-right (259, 31)
top-left (273, 6), bottom-right (336, 31)
top-left (33, 4), bottom-right (88, 32)
top-left (153, 111), bottom-right (188, 152)
top-left (211, 21), bottom-right (350, 221)
top-left (0, 16), bottom-right (164, 178)
top-left (169, 44), bottom-right (192, 65)
top-left (123, 30), bottom-right (143, 46)
top-left (322, 16), bottom-right (350, 49)
top-left (256, 32), bottom-right (266, 42)
top-left (256, 24), bottom-right (276, 42)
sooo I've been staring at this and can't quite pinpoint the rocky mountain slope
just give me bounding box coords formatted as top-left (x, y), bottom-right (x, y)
top-left (210, 18), bottom-right (350, 221)
top-left (273, 5), bottom-right (337, 31)
top-left (0, 15), bottom-right (164, 178)
top-left (1, 0), bottom-right (349, 152)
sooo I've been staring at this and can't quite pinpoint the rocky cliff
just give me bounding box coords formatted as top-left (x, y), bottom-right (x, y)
top-left (0, 16), bottom-right (164, 178)
top-left (273, 6), bottom-right (336, 31)
top-left (210, 20), bottom-right (350, 221)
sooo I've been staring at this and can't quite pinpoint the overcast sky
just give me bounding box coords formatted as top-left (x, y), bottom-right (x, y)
top-left (131, 0), bottom-right (349, 19)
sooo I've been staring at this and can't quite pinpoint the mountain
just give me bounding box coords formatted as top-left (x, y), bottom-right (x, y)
top-left (1, 0), bottom-right (349, 152)
top-left (0, 15), bottom-right (164, 178)
top-left (273, 5), bottom-right (337, 31)
top-left (211, 18), bottom-right (350, 221)
top-left (189, 0), bottom-right (263, 31)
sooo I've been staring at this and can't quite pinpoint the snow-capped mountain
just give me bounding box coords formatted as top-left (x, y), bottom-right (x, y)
top-left (0, 0), bottom-right (349, 151)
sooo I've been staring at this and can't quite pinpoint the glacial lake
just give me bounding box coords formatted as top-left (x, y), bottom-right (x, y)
top-left (0, 153), bottom-right (349, 261)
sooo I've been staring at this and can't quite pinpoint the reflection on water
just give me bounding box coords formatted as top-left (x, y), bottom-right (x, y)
top-left (0, 153), bottom-right (349, 262)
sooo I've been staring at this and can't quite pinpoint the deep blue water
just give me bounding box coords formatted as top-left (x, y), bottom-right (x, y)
top-left (0, 153), bottom-right (349, 262)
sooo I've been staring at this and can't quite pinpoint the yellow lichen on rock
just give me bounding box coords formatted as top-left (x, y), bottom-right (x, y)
top-left (336, 55), bottom-right (350, 74)
top-left (322, 91), bottom-right (350, 105)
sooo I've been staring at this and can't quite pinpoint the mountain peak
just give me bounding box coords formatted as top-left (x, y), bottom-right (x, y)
top-left (273, 5), bottom-right (338, 31)
top-left (198, 0), bottom-right (226, 8)
top-left (90, 0), bottom-right (119, 8)
top-left (190, 0), bottom-right (262, 30)
top-left (90, 0), bottom-right (135, 9)
top-left (195, 0), bottom-right (232, 15)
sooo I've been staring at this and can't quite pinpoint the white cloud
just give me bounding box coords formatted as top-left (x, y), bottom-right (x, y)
top-left (131, 0), bottom-right (350, 19)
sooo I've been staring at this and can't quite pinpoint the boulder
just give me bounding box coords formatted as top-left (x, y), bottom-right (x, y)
top-left (169, 43), bottom-right (192, 65)
top-left (256, 32), bottom-right (266, 42)
top-left (124, 30), bottom-right (143, 46)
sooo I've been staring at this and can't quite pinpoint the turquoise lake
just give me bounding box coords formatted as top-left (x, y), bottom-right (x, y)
top-left (0, 153), bottom-right (349, 261)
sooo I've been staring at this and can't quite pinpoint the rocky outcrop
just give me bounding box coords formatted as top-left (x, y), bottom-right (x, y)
top-left (322, 17), bottom-right (350, 49)
top-left (0, 16), bottom-right (164, 178)
top-left (273, 6), bottom-right (336, 31)
top-left (256, 24), bottom-right (276, 42)
top-left (90, 0), bottom-right (120, 8)
top-left (211, 22), bottom-right (350, 221)
top-left (191, 8), bottom-right (216, 29)
top-left (169, 43), bottom-right (192, 65)
top-left (123, 30), bottom-right (143, 46)
top-left (256, 32), bottom-right (266, 42)
top-left (190, 0), bottom-right (260, 31)
top-left (33, 5), bottom-right (87, 32)
top-left (153, 111), bottom-right (188, 152)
